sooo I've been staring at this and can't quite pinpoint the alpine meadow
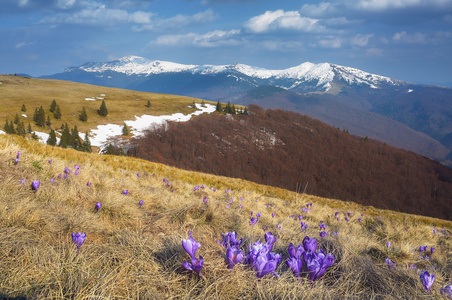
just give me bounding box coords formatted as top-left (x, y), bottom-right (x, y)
top-left (0, 75), bottom-right (452, 299)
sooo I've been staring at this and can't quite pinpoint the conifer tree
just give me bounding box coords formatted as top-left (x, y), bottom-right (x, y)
top-left (9, 120), bottom-right (16, 134)
top-left (98, 100), bottom-right (108, 117)
top-left (27, 123), bottom-right (32, 133)
top-left (46, 115), bottom-right (51, 127)
top-left (16, 121), bottom-right (26, 136)
top-left (79, 107), bottom-right (88, 122)
top-left (232, 104), bottom-right (236, 114)
top-left (122, 122), bottom-right (129, 136)
top-left (31, 132), bottom-right (38, 140)
top-left (49, 100), bottom-right (57, 113)
top-left (70, 125), bottom-right (82, 150)
top-left (59, 123), bottom-right (70, 148)
top-left (145, 100), bottom-right (151, 107)
top-left (35, 106), bottom-right (46, 127)
top-left (14, 113), bottom-right (20, 124)
top-left (106, 144), bottom-right (115, 155)
top-left (201, 100), bottom-right (206, 107)
top-left (216, 100), bottom-right (222, 112)
top-left (53, 105), bottom-right (61, 119)
top-left (243, 107), bottom-right (248, 115)
top-left (3, 119), bottom-right (10, 134)
top-left (225, 102), bottom-right (232, 114)
top-left (21, 104), bottom-right (26, 112)
top-left (33, 108), bottom-right (38, 123)
top-left (81, 131), bottom-right (92, 153)
top-left (47, 129), bottom-right (57, 146)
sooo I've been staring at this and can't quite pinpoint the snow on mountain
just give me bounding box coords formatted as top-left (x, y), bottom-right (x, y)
top-left (65, 55), bottom-right (401, 91)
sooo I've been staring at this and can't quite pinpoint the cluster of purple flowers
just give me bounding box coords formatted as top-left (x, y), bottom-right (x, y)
top-left (182, 232), bottom-right (204, 277)
top-left (441, 284), bottom-right (452, 298)
top-left (72, 232), bottom-right (86, 256)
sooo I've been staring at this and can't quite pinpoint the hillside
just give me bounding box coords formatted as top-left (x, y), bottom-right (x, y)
top-left (1, 134), bottom-right (451, 299)
top-left (0, 74), bottom-right (215, 151)
top-left (41, 56), bottom-right (452, 164)
top-left (129, 105), bottom-right (452, 221)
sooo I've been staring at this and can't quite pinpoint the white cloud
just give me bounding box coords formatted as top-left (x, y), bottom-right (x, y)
top-left (155, 29), bottom-right (242, 48)
top-left (356, 0), bottom-right (452, 11)
top-left (40, 5), bottom-right (153, 25)
top-left (57, 0), bottom-right (76, 9)
top-left (244, 10), bottom-right (321, 33)
top-left (351, 33), bottom-right (374, 46)
top-left (15, 41), bottom-right (36, 49)
top-left (318, 37), bottom-right (342, 48)
top-left (392, 31), bottom-right (426, 44)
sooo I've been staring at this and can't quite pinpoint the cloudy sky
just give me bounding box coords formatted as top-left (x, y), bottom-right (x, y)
top-left (1, 0), bottom-right (452, 86)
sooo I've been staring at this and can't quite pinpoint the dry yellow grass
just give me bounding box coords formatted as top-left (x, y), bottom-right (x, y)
top-left (1, 134), bottom-right (451, 299)
top-left (0, 74), bottom-right (216, 136)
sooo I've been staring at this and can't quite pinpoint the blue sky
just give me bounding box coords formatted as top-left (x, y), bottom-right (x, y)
top-left (1, 0), bottom-right (452, 86)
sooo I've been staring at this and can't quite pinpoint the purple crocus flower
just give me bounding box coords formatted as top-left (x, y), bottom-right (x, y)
top-left (264, 232), bottom-right (277, 250)
top-left (14, 158), bottom-right (19, 165)
top-left (303, 236), bottom-right (317, 252)
top-left (72, 232), bottom-right (86, 256)
top-left (301, 222), bottom-right (308, 231)
top-left (249, 217), bottom-right (258, 226)
top-left (183, 255), bottom-right (204, 277)
top-left (419, 245), bottom-right (428, 252)
top-left (305, 249), bottom-right (335, 282)
top-left (226, 246), bottom-right (244, 269)
top-left (137, 173), bottom-right (140, 177)
top-left (286, 243), bottom-right (304, 280)
top-left (319, 223), bottom-right (327, 230)
top-left (345, 217), bottom-right (350, 222)
top-left (385, 258), bottom-right (396, 269)
top-left (319, 231), bottom-right (328, 238)
top-left (298, 215), bottom-right (303, 220)
top-left (271, 213), bottom-right (275, 218)
top-left (20, 179), bottom-right (25, 185)
top-left (420, 271), bottom-right (435, 293)
top-left (87, 181), bottom-right (91, 187)
top-left (16, 151), bottom-right (20, 158)
top-left (122, 190), bottom-right (129, 195)
top-left (440, 284), bottom-right (452, 298)
top-left (220, 232), bottom-right (243, 249)
top-left (50, 178), bottom-right (55, 182)
top-left (48, 159), bottom-right (52, 164)
top-left (193, 185), bottom-right (199, 191)
top-left (182, 235), bottom-right (201, 258)
top-left (58, 174), bottom-right (62, 179)
top-left (263, 225), bottom-right (268, 231)
top-left (95, 202), bottom-right (102, 210)
top-left (254, 252), bottom-right (281, 278)
top-left (139, 200), bottom-right (144, 207)
top-left (387, 241), bottom-right (391, 249)
top-left (302, 208), bottom-right (308, 213)
top-left (31, 180), bottom-right (40, 192)
top-left (64, 167), bottom-right (72, 174)
top-left (256, 212), bottom-right (261, 218)
top-left (430, 247), bottom-right (435, 254)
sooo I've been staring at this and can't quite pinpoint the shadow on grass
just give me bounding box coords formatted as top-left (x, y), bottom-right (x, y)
top-left (0, 294), bottom-right (31, 300)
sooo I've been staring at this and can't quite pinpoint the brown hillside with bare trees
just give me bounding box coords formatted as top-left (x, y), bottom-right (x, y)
top-left (128, 105), bottom-right (452, 221)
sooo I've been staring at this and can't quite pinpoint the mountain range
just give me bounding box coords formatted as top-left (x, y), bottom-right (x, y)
top-left (40, 55), bottom-right (452, 164)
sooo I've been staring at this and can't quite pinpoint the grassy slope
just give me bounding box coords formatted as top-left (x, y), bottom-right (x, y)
top-left (1, 134), bottom-right (451, 299)
top-left (0, 74), bottom-right (214, 136)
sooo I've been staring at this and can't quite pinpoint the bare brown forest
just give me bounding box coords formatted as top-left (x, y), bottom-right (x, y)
top-left (128, 105), bottom-right (452, 221)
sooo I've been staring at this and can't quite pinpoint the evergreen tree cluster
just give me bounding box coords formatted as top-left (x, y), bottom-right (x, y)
top-left (4, 117), bottom-right (27, 136)
top-left (215, 100), bottom-right (248, 115)
top-left (54, 123), bottom-right (91, 152)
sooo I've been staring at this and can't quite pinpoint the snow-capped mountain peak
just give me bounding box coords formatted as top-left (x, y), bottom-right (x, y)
top-left (63, 55), bottom-right (401, 91)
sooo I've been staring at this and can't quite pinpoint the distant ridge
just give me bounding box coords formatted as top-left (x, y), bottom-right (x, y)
top-left (41, 55), bottom-right (452, 164)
